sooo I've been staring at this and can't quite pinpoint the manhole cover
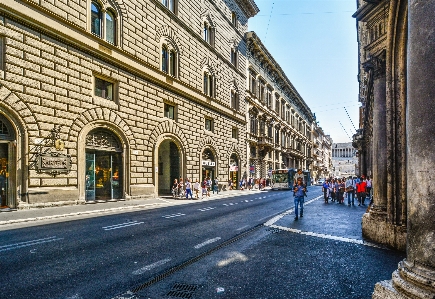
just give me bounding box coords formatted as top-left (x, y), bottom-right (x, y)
top-left (166, 283), bottom-right (200, 298)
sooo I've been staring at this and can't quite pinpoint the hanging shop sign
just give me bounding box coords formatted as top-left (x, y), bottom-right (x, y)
top-left (249, 165), bottom-right (255, 173)
top-left (36, 152), bottom-right (72, 176)
top-left (230, 165), bottom-right (238, 172)
top-left (202, 161), bottom-right (216, 167)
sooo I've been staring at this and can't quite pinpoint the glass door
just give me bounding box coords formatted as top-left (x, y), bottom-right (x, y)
top-left (0, 143), bottom-right (8, 207)
top-left (85, 151), bottom-right (122, 202)
top-left (85, 152), bottom-right (96, 202)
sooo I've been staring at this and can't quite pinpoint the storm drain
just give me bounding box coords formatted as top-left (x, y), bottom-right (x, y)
top-left (166, 283), bottom-right (199, 298)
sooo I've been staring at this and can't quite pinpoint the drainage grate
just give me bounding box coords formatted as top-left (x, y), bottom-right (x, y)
top-left (166, 283), bottom-right (199, 298)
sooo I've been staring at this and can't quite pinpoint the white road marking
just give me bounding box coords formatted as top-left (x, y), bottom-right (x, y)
top-left (0, 236), bottom-right (63, 252)
top-left (132, 258), bottom-right (171, 275)
top-left (263, 195), bottom-right (384, 248)
top-left (102, 221), bottom-right (144, 231)
top-left (194, 237), bottom-right (221, 249)
top-left (198, 207), bottom-right (215, 212)
top-left (162, 213), bottom-right (185, 219)
top-left (236, 225), bottom-right (249, 231)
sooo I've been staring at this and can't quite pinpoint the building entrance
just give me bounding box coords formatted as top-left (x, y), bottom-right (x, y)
top-left (85, 128), bottom-right (123, 202)
top-left (0, 143), bottom-right (8, 208)
top-left (158, 140), bottom-right (181, 195)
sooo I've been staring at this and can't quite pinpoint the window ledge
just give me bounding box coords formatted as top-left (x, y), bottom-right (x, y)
top-left (92, 97), bottom-right (119, 109)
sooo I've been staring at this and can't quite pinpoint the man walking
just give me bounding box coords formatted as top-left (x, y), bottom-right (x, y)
top-left (345, 176), bottom-right (356, 206)
top-left (356, 176), bottom-right (367, 206)
top-left (293, 178), bottom-right (306, 220)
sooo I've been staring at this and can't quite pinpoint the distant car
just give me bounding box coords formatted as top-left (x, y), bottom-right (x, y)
top-left (316, 179), bottom-right (325, 186)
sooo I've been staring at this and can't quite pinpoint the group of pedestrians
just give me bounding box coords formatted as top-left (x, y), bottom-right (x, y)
top-left (322, 175), bottom-right (372, 207)
top-left (236, 177), bottom-right (267, 191)
top-left (171, 177), bottom-right (219, 200)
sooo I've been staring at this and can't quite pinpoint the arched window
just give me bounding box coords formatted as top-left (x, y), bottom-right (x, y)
top-left (105, 10), bottom-right (116, 45)
top-left (231, 47), bottom-right (238, 68)
top-left (91, 1), bottom-right (102, 37)
top-left (231, 90), bottom-right (239, 110)
top-left (203, 71), bottom-right (214, 97)
top-left (231, 12), bottom-right (237, 27)
top-left (162, 45), bottom-right (169, 73)
top-left (203, 22), bottom-right (215, 47)
top-left (169, 50), bottom-right (176, 76)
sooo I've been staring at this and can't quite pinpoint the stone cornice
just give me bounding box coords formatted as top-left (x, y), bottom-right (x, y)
top-left (353, 0), bottom-right (386, 22)
top-left (234, 0), bottom-right (260, 18)
top-left (245, 31), bottom-right (315, 124)
top-left (0, 0), bottom-right (247, 124)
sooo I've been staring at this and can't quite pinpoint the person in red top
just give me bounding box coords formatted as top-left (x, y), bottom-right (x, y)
top-left (356, 175), bottom-right (367, 206)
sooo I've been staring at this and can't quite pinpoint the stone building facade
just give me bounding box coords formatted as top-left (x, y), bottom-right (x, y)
top-left (312, 126), bottom-right (333, 181)
top-left (0, 0), bottom-right (259, 208)
top-left (353, 0), bottom-right (435, 297)
top-left (331, 142), bottom-right (357, 179)
top-left (244, 31), bottom-right (315, 181)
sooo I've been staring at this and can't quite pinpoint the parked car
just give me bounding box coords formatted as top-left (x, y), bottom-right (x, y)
top-left (316, 178), bottom-right (325, 186)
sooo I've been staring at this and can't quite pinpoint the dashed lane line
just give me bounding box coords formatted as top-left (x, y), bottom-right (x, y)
top-left (194, 237), bottom-right (222, 249)
top-left (132, 258), bottom-right (172, 275)
top-left (162, 213), bottom-right (186, 219)
top-left (0, 236), bottom-right (64, 252)
top-left (103, 221), bottom-right (144, 231)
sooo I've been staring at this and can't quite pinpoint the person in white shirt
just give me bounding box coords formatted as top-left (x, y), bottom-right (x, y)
top-left (185, 178), bottom-right (193, 199)
top-left (193, 179), bottom-right (200, 199)
top-left (345, 176), bottom-right (356, 206)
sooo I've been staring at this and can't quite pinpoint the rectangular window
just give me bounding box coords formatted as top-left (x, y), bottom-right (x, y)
top-left (231, 48), bottom-right (238, 68)
top-left (164, 103), bottom-right (175, 120)
top-left (275, 98), bottom-right (280, 114)
top-left (94, 77), bottom-right (114, 100)
top-left (266, 88), bottom-right (272, 108)
top-left (259, 82), bottom-right (265, 103)
top-left (232, 127), bottom-right (238, 139)
top-left (205, 118), bottom-right (214, 132)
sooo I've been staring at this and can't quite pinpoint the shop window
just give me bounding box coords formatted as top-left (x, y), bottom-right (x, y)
top-left (164, 103), bottom-right (175, 120)
top-left (205, 118), bottom-right (214, 132)
top-left (94, 76), bottom-right (114, 101)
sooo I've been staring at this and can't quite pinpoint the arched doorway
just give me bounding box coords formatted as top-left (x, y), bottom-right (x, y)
top-left (201, 148), bottom-right (216, 183)
top-left (0, 114), bottom-right (16, 210)
top-left (85, 128), bottom-right (123, 203)
top-left (158, 139), bottom-right (181, 195)
top-left (229, 153), bottom-right (239, 190)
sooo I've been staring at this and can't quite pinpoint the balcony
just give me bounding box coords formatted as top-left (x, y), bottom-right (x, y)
top-left (257, 136), bottom-right (274, 152)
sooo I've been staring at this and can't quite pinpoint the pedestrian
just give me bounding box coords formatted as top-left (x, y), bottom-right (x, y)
top-left (193, 179), bottom-right (200, 199)
top-left (206, 177), bottom-right (211, 196)
top-left (331, 178), bottom-right (337, 202)
top-left (356, 175), bottom-right (367, 206)
top-left (338, 178), bottom-right (345, 204)
top-left (322, 179), bottom-right (329, 203)
top-left (239, 179), bottom-right (244, 190)
top-left (178, 178), bottom-right (184, 199)
top-left (202, 179), bottom-right (208, 198)
top-left (366, 175), bottom-right (372, 204)
top-left (228, 179), bottom-right (232, 190)
top-left (293, 178), bottom-right (306, 220)
top-left (294, 168), bottom-right (305, 186)
top-left (172, 179), bottom-right (178, 198)
top-left (345, 176), bottom-right (356, 206)
top-left (213, 177), bottom-right (219, 194)
top-left (185, 178), bottom-right (193, 199)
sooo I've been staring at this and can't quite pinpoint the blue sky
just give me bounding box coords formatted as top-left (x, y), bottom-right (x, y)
top-left (248, 0), bottom-right (359, 143)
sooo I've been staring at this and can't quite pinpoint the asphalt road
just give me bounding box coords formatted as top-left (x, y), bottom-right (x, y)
top-left (1, 188), bottom-right (300, 299)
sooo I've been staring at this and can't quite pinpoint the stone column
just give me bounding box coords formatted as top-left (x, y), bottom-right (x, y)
top-left (366, 53), bottom-right (388, 212)
top-left (372, 1), bottom-right (435, 297)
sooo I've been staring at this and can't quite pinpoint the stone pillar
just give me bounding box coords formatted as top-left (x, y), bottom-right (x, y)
top-left (368, 53), bottom-right (388, 212)
top-left (372, 1), bottom-right (435, 297)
